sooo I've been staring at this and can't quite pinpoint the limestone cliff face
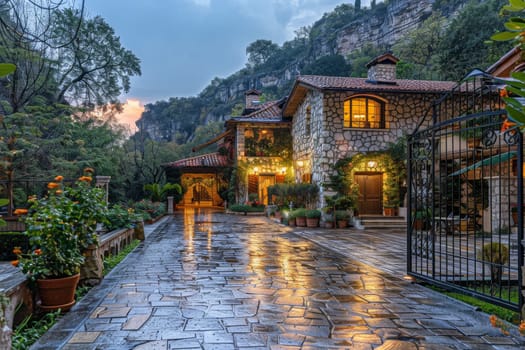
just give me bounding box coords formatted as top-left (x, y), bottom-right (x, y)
top-left (336, 0), bottom-right (434, 56)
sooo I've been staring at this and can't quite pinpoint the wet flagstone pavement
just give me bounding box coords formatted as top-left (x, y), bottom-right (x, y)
top-left (31, 208), bottom-right (525, 349)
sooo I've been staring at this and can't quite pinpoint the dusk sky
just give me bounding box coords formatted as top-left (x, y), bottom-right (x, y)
top-left (86, 0), bottom-right (374, 129)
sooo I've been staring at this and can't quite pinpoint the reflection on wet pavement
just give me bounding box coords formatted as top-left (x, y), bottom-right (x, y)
top-left (33, 208), bottom-right (524, 349)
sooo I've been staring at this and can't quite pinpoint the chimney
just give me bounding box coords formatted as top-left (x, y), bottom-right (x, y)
top-left (366, 52), bottom-right (399, 83)
top-left (245, 89), bottom-right (261, 110)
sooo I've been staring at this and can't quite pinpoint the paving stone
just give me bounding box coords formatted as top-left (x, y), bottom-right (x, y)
top-left (122, 314), bottom-right (150, 330)
top-left (67, 332), bottom-right (101, 343)
top-left (184, 319), bottom-right (223, 331)
top-left (375, 340), bottom-right (418, 350)
top-left (134, 340), bottom-right (167, 350)
top-left (28, 214), bottom-right (525, 350)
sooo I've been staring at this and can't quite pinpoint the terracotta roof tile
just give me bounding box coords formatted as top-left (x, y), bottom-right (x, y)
top-left (229, 99), bottom-right (287, 123)
top-left (163, 153), bottom-right (230, 169)
top-left (297, 75), bottom-right (456, 92)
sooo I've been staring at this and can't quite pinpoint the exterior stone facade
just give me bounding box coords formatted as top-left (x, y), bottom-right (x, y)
top-left (291, 89), bottom-right (444, 207)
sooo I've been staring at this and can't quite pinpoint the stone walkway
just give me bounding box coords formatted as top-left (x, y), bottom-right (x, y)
top-left (30, 209), bottom-right (525, 349)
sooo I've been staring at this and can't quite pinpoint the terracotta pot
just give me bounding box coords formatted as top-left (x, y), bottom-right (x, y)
top-left (337, 220), bottom-right (348, 228)
top-left (324, 221), bottom-right (334, 229)
top-left (288, 217), bottom-right (296, 227)
top-left (384, 207), bottom-right (397, 216)
top-left (37, 273), bottom-right (80, 312)
top-left (306, 218), bottom-right (319, 227)
top-left (295, 216), bottom-right (306, 227)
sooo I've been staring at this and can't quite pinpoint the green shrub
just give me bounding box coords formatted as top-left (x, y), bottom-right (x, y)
top-left (0, 232), bottom-right (29, 261)
top-left (305, 209), bottom-right (321, 218)
top-left (292, 208), bottom-right (307, 218)
top-left (104, 204), bottom-right (140, 231)
top-left (133, 199), bottom-right (165, 220)
top-left (229, 204), bottom-right (265, 213)
top-left (335, 210), bottom-right (350, 220)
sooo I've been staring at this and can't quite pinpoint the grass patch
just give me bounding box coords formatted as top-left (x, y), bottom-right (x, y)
top-left (103, 239), bottom-right (140, 275)
top-left (427, 284), bottom-right (520, 323)
top-left (11, 310), bottom-right (61, 350)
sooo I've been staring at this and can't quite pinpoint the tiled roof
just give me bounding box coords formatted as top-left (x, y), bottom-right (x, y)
top-left (228, 99), bottom-right (288, 123)
top-left (296, 75), bottom-right (456, 92)
top-left (163, 153), bottom-right (230, 169)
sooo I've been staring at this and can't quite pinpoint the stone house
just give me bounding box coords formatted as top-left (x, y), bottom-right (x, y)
top-left (163, 90), bottom-right (291, 207)
top-left (282, 53), bottom-right (456, 214)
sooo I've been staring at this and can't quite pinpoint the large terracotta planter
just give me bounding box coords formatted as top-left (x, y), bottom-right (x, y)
top-left (384, 207), bottom-right (397, 216)
top-left (295, 216), bottom-right (306, 227)
top-left (37, 273), bottom-right (80, 312)
top-left (337, 220), bottom-right (348, 228)
top-left (306, 218), bottom-right (319, 227)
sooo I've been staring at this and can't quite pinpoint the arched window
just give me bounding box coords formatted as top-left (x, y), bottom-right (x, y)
top-left (343, 97), bottom-right (385, 129)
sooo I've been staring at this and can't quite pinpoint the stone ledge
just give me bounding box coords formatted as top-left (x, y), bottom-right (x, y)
top-left (0, 263), bottom-right (33, 330)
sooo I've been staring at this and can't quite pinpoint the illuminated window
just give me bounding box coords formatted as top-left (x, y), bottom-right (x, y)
top-left (343, 97), bottom-right (385, 129)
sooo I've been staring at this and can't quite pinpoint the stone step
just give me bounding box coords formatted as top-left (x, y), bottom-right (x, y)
top-left (356, 215), bottom-right (407, 230)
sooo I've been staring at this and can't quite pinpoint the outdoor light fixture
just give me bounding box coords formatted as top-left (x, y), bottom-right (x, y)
top-left (253, 166), bottom-right (259, 174)
top-left (281, 167), bottom-right (286, 174)
top-left (296, 160), bottom-right (304, 168)
top-left (367, 160), bottom-right (377, 169)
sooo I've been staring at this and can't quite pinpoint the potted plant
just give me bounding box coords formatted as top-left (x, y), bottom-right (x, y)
top-left (305, 209), bottom-right (321, 227)
top-left (510, 206), bottom-right (522, 226)
top-left (12, 171), bottom-right (107, 312)
top-left (293, 208), bottom-right (307, 227)
top-left (383, 175), bottom-right (400, 216)
top-left (414, 208), bottom-right (431, 230)
top-left (287, 210), bottom-right (296, 226)
top-left (322, 207), bottom-right (335, 228)
top-left (335, 210), bottom-right (350, 228)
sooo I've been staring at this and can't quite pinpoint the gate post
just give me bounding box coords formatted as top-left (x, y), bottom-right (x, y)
top-left (167, 196), bottom-right (174, 214)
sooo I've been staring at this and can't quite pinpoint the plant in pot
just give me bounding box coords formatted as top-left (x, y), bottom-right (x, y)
top-left (13, 172), bottom-right (107, 312)
top-left (322, 207), bottom-right (335, 228)
top-left (413, 208), bottom-right (431, 230)
top-left (293, 208), bottom-right (307, 227)
top-left (335, 210), bottom-right (350, 228)
top-left (383, 174), bottom-right (400, 216)
top-left (287, 209), bottom-right (296, 227)
top-left (305, 209), bottom-right (321, 227)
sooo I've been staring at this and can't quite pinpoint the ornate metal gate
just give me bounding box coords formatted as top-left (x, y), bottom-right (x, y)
top-left (407, 72), bottom-right (524, 313)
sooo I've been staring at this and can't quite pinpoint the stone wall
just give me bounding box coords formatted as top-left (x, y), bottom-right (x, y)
top-left (292, 89), bottom-right (443, 207)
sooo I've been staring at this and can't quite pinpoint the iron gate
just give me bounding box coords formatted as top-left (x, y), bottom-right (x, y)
top-left (407, 73), bottom-right (524, 312)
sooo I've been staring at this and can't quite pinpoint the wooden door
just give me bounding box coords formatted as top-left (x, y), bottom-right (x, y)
top-left (258, 175), bottom-right (275, 205)
top-left (355, 173), bottom-right (383, 215)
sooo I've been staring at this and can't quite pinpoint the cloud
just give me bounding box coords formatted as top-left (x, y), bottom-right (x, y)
top-left (116, 99), bottom-right (144, 133)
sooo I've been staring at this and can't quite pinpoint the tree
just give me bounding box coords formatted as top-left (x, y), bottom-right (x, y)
top-left (0, 1), bottom-right (85, 113)
top-left (302, 55), bottom-right (350, 76)
top-left (348, 43), bottom-right (386, 77)
top-left (355, 0), bottom-right (361, 11)
top-left (246, 39), bottom-right (279, 67)
top-left (50, 8), bottom-right (141, 107)
top-left (392, 12), bottom-right (447, 79)
top-left (437, 0), bottom-right (510, 80)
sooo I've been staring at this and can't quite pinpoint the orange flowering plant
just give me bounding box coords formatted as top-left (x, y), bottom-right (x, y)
top-left (13, 169), bottom-right (107, 281)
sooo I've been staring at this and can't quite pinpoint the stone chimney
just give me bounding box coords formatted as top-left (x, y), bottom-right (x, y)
top-left (366, 52), bottom-right (399, 83)
top-left (245, 89), bottom-right (261, 110)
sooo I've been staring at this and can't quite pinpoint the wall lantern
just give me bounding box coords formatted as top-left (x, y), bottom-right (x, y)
top-left (253, 166), bottom-right (259, 174)
top-left (280, 167), bottom-right (287, 174)
top-left (296, 160), bottom-right (304, 168)
top-left (367, 160), bottom-right (378, 169)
